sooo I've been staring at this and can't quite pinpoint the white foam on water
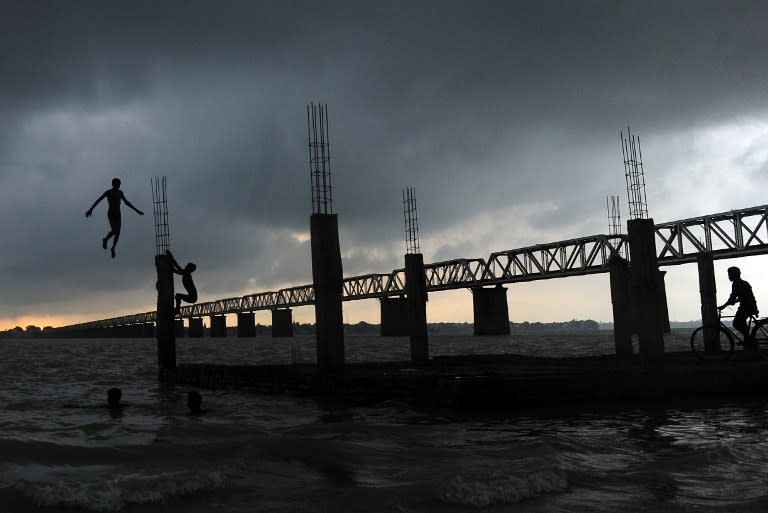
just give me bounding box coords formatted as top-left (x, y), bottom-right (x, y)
top-left (437, 469), bottom-right (568, 507)
top-left (13, 469), bottom-right (229, 512)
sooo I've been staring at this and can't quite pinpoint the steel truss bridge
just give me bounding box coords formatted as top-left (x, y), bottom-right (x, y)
top-left (60, 204), bottom-right (768, 331)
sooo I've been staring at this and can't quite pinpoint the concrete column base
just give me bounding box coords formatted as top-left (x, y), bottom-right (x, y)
top-left (272, 309), bottom-right (294, 337)
top-left (188, 318), bottom-right (204, 338)
top-left (210, 315), bottom-right (227, 338)
top-left (380, 297), bottom-right (409, 336)
top-left (174, 319), bottom-right (185, 338)
top-left (472, 285), bottom-right (510, 336)
top-left (237, 312), bottom-right (256, 337)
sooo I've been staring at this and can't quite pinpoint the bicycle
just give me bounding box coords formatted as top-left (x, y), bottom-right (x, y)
top-left (690, 309), bottom-right (768, 361)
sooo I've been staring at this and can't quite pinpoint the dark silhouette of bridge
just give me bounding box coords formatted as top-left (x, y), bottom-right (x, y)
top-left (55, 203), bottom-right (768, 333)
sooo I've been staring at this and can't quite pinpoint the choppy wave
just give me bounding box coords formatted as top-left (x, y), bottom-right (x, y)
top-left (437, 469), bottom-right (568, 507)
top-left (12, 470), bottom-right (229, 512)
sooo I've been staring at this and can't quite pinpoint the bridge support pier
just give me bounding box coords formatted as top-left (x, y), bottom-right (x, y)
top-left (406, 253), bottom-right (429, 362)
top-left (155, 254), bottom-right (177, 372)
top-left (210, 315), bottom-right (227, 338)
top-left (311, 213), bottom-right (345, 373)
top-left (188, 318), bottom-right (204, 338)
top-left (657, 271), bottom-right (671, 334)
top-left (142, 323), bottom-right (155, 338)
top-left (174, 319), bottom-right (185, 338)
top-left (627, 219), bottom-right (665, 362)
top-left (697, 253), bottom-right (720, 351)
top-left (472, 285), bottom-right (511, 336)
top-left (271, 309), bottom-right (294, 337)
top-left (237, 312), bottom-right (256, 337)
top-left (380, 297), bottom-right (409, 336)
top-left (609, 255), bottom-right (633, 358)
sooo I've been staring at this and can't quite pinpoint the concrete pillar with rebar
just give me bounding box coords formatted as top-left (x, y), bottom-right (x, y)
top-left (152, 176), bottom-right (176, 373)
top-left (308, 103), bottom-right (345, 373)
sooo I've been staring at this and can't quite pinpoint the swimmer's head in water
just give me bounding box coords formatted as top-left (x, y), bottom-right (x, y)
top-left (107, 387), bottom-right (122, 408)
top-left (187, 391), bottom-right (202, 413)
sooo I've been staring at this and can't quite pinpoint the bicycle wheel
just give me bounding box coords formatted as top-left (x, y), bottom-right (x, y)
top-left (750, 319), bottom-right (768, 360)
top-left (690, 325), bottom-right (734, 361)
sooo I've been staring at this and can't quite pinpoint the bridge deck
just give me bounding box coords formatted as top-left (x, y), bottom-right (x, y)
top-left (163, 352), bottom-right (768, 409)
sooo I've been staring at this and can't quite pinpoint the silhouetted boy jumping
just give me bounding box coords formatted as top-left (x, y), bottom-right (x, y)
top-left (167, 250), bottom-right (198, 315)
top-left (85, 178), bottom-right (144, 258)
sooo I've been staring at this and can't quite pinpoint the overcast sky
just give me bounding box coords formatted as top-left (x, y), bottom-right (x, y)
top-left (2, 1), bottom-right (768, 329)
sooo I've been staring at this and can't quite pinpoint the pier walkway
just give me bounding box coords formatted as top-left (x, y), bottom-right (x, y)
top-left (163, 352), bottom-right (768, 410)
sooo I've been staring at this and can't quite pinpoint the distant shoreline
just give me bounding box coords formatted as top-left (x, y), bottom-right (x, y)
top-left (1, 319), bottom-right (702, 338)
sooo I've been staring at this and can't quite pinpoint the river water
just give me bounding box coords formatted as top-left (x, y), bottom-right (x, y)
top-left (2, 331), bottom-right (768, 512)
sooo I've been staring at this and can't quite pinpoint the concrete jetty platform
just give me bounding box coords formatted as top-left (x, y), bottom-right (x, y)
top-left (161, 352), bottom-right (768, 409)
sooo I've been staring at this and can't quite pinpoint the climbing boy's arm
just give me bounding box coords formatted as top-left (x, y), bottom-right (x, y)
top-left (85, 191), bottom-right (107, 217)
top-left (166, 250), bottom-right (183, 274)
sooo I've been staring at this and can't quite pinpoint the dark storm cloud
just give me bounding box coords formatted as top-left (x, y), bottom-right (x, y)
top-left (2, 1), bottom-right (768, 321)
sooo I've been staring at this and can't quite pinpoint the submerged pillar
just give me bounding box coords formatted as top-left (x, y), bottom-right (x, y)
top-left (697, 253), bottom-right (720, 351)
top-left (271, 309), bottom-right (294, 337)
top-left (237, 312), bottom-right (256, 338)
top-left (210, 315), bottom-right (227, 337)
top-left (405, 253), bottom-right (429, 362)
top-left (155, 253), bottom-right (177, 372)
top-left (310, 213), bottom-right (345, 373)
top-left (380, 297), bottom-right (409, 336)
top-left (188, 318), bottom-right (204, 338)
top-left (609, 255), bottom-right (633, 358)
top-left (472, 285), bottom-right (511, 336)
top-left (627, 218), bottom-right (665, 361)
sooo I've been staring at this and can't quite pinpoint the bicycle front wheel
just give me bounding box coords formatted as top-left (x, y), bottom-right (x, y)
top-left (690, 325), bottom-right (734, 361)
top-left (750, 319), bottom-right (768, 360)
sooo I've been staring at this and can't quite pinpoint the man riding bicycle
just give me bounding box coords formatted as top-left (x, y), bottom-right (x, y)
top-left (718, 266), bottom-right (758, 345)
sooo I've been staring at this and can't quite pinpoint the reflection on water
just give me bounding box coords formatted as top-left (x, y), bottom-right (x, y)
top-left (0, 333), bottom-right (766, 512)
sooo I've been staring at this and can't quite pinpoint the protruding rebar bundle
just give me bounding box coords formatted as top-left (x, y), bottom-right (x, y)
top-left (403, 186), bottom-right (420, 254)
top-left (307, 103), bottom-right (333, 215)
top-left (151, 176), bottom-right (170, 256)
top-left (620, 127), bottom-right (648, 220)
top-left (607, 195), bottom-right (622, 236)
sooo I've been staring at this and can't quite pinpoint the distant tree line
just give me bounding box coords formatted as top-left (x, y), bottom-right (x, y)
top-left (0, 325), bottom-right (54, 338)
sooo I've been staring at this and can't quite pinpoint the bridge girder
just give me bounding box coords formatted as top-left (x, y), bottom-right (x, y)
top-left (55, 204), bottom-right (768, 332)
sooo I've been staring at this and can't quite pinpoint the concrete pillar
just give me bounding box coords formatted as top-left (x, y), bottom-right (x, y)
top-left (271, 309), bottom-right (294, 337)
top-left (188, 318), bottom-right (204, 338)
top-left (237, 312), bottom-right (256, 337)
top-left (472, 285), bottom-right (511, 336)
top-left (405, 253), bottom-right (429, 362)
top-left (380, 297), bottom-right (409, 336)
top-left (609, 255), bottom-right (633, 357)
top-left (210, 315), bottom-right (227, 338)
top-left (697, 253), bottom-right (720, 351)
top-left (155, 254), bottom-right (176, 372)
top-left (310, 213), bottom-right (345, 373)
top-left (174, 319), bottom-right (185, 338)
top-left (627, 218), bottom-right (665, 361)
top-left (657, 270), bottom-right (671, 334)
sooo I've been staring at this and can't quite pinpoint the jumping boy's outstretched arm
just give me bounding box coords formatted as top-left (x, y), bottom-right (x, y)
top-left (121, 192), bottom-right (144, 215)
top-left (85, 191), bottom-right (107, 217)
